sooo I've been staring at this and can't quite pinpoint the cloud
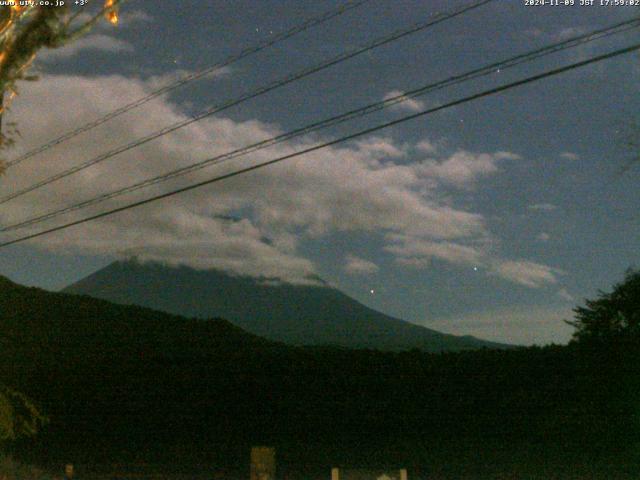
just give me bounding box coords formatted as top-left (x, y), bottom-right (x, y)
top-left (385, 235), bottom-right (559, 288)
top-left (383, 90), bottom-right (425, 113)
top-left (490, 260), bottom-right (563, 288)
top-left (528, 203), bottom-right (557, 212)
top-left (417, 150), bottom-right (520, 188)
top-left (537, 232), bottom-right (550, 242)
top-left (353, 136), bottom-right (406, 159)
top-left (385, 235), bottom-right (484, 267)
top-left (415, 140), bottom-right (437, 154)
top-left (2, 73), bottom-right (557, 286)
top-left (557, 288), bottom-right (574, 302)
top-left (142, 67), bottom-right (231, 92)
top-left (69, 9), bottom-right (153, 29)
top-left (38, 34), bottom-right (134, 61)
top-left (424, 305), bottom-right (575, 346)
top-left (344, 255), bottom-right (380, 275)
top-left (554, 26), bottom-right (587, 41)
top-left (524, 25), bottom-right (603, 65)
top-left (36, 9), bottom-right (149, 63)
top-left (104, 215), bottom-right (318, 284)
top-left (560, 152), bottom-right (579, 160)
top-left (119, 10), bottom-right (154, 26)
top-left (524, 25), bottom-right (586, 42)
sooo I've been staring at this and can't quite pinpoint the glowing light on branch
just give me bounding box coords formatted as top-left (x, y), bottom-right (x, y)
top-left (0, 3), bottom-right (25, 33)
top-left (104, 0), bottom-right (119, 25)
top-left (0, 0), bottom-right (122, 119)
top-left (0, 16), bottom-right (13, 37)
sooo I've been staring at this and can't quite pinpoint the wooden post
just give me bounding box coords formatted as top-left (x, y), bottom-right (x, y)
top-left (399, 469), bottom-right (408, 480)
top-left (331, 468), bottom-right (339, 480)
top-left (63, 464), bottom-right (74, 480)
top-left (250, 446), bottom-right (276, 480)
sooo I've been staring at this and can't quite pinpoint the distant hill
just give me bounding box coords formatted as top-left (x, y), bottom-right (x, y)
top-left (63, 260), bottom-right (507, 352)
top-left (0, 272), bottom-right (277, 355)
top-left (0, 274), bottom-right (288, 466)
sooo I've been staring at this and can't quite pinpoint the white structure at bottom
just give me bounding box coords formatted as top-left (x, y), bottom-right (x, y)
top-left (330, 468), bottom-right (407, 480)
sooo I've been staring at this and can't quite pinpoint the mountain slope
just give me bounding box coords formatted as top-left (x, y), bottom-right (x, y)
top-left (0, 272), bottom-right (278, 359)
top-left (0, 273), bottom-right (287, 464)
top-left (63, 259), bottom-right (507, 351)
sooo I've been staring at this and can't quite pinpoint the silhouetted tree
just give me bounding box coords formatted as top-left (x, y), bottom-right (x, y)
top-left (0, 1), bottom-right (122, 168)
top-left (0, 1), bottom-right (121, 95)
top-left (567, 268), bottom-right (640, 344)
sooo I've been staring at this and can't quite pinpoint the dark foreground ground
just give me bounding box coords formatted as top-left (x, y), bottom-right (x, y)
top-left (43, 453), bottom-right (640, 480)
top-left (2, 277), bottom-right (639, 479)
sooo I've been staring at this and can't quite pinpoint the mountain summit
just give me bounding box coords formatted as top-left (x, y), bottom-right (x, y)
top-left (63, 260), bottom-right (507, 351)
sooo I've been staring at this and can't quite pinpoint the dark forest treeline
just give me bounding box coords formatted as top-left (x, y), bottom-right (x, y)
top-left (1, 274), bottom-right (639, 478)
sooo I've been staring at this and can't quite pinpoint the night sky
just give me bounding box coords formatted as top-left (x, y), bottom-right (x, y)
top-left (0, 0), bottom-right (638, 345)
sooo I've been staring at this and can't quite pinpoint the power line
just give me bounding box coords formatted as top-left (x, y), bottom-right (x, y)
top-left (0, 0), bottom-right (495, 205)
top-left (2, 18), bottom-right (637, 234)
top-left (1, 42), bottom-right (638, 249)
top-left (3, 0), bottom-right (372, 170)
top-left (2, 19), bottom-right (637, 234)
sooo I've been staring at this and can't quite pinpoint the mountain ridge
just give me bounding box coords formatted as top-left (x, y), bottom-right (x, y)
top-left (63, 259), bottom-right (509, 352)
